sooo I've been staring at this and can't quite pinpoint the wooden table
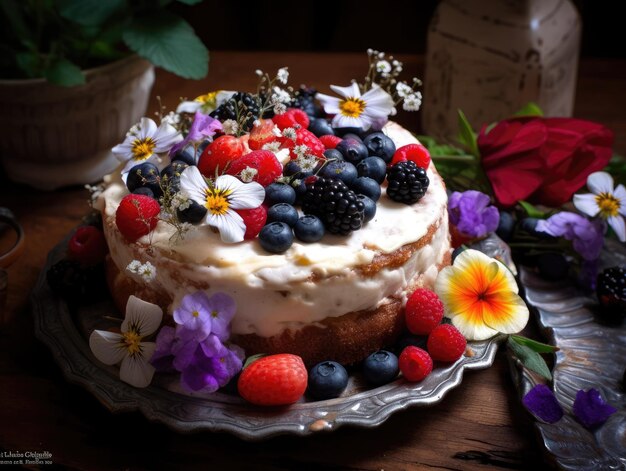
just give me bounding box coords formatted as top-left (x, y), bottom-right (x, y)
top-left (1, 52), bottom-right (625, 470)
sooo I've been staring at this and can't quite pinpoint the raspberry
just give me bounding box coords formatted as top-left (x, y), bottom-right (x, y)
top-left (115, 194), bottom-right (161, 242)
top-left (427, 324), bottom-right (467, 362)
top-left (280, 128), bottom-right (325, 159)
top-left (237, 354), bottom-right (308, 406)
top-left (198, 135), bottom-right (246, 178)
top-left (236, 205), bottom-right (268, 239)
top-left (405, 288), bottom-right (444, 335)
top-left (226, 150), bottom-right (282, 187)
top-left (248, 118), bottom-right (277, 150)
top-left (273, 108), bottom-right (310, 131)
top-left (319, 135), bottom-right (342, 149)
top-left (390, 144), bottom-right (431, 169)
top-left (398, 346), bottom-right (433, 382)
top-left (67, 226), bottom-right (108, 266)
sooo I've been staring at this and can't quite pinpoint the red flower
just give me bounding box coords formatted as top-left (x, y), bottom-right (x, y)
top-left (479, 117), bottom-right (614, 207)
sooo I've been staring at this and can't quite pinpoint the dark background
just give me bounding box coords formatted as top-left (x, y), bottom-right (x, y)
top-left (175, 0), bottom-right (623, 58)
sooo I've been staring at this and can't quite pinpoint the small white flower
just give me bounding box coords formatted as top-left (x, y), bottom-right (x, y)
top-left (282, 127), bottom-right (297, 140)
top-left (138, 261), bottom-right (156, 282)
top-left (126, 260), bottom-right (142, 274)
top-left (573, 171), bottom-right (626, 242)
top-left (172, 191), bottom-right (191, 211)
top-left (161, 111), bottom-right (180, 127)
top-left (271, 87), bottom-right (291, 104)
top-left (272, 125), bottom-right (283, 137)
top-left (297, 155), bottom-right (317, 173)
top-left (112, 117), bottom-right (182, 175)
top-left (395, 82), bottom-right (412, 98)
top-left (240, 166), bottom-right (258, 183)
top-left (255, 69), bottom-right (263, 76)
top-left (179, 167), bottom-right (265, 243)
top-left (367, 48), bottom-right (374, 55)
top-left (89, 296), bottom-right (163, 388)
top-left (292, 178), bottom-right (302, 187)
top-left (276, 67), bottom-right (289, 84)
top-left (293, 144), bottom-right (309, 158)
top-left (395, 65), bottom-right (403, 73)
top-left (222, 119), bottom-right (239, 135)
top-left (273, 103), bottom-right (287, 115)
top-left (316, 83), bottom-right (394, 131)
top-left (176, 90), bottom-right (236, 114)
top-left (376, 60), bottom-right (392, 74)
top-left (402, 92), bottom-right (422, 112)
top-left (262, 141), bottom-right (282, 153)
top-left (377, 52), bottom-right (385, 59)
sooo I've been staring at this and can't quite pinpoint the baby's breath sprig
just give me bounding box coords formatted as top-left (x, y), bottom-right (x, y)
top-left (255, 67), bottom-right (294, 117)
top-left (158, 176), bottom-right (196, 244)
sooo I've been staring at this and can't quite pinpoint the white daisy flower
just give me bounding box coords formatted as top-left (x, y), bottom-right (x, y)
top-left (176, 90), bottom-right (236, 114)
top-left (89, 296), bottom-right (163, 388)
top-left (112, 117), bottom-right (182, 175)
top-left (573, 171), bottom-right (626, 242)
top-left (277, 67), bottom-right (289, 84)
top-left (179, 166), bottom-right (265, 243)
top-left (316, 83), bottom-right (394, 131)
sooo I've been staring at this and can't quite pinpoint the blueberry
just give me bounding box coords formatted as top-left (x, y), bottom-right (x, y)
top-left (341, 133), bottom-right (362, 143)
top-left (171, 147), bottom-right (197, 166)
top-left (333, 126), bottom-right (365, 137)
top-left (307, 361), bottom-right (349, 400)
top-left (496, 210), bottom-right (515, 242)
top-left (358, 195), bottom-right (377, 223)
top-left (259, 222), bottom-right (293, 253)
top-left (267, 203), bottom-right (299, 227)
top-left (351, 177), bottom-right (381, 201)
top-left (320, 160), bottom-right (358, 186)
top-left (357, 156), bottom-right (387, 184)
top-left (161, 160), bottom-right (189, 192)
top-left (362, 350), bottom-right (399, 386)
top-left (323, 148), bottom-right (344, 161)
top-left (132, 187), bottom-right (155, 199)
top-left (265, 183), bottom-right (296, 206)
top-left (308, 118), bottom-right (334, 137)
top-left (363, 132), bottom-right (396, 163)
top-left (177, 200), bottom-right (207, 224)
top-left (126, 162), bottom-right (162, 198)
top-left (294, 215), bottom-right (325, 242)
top-left (283, 161), bottom-right (303, 177)
top-left (537, 252), bottom-right (569, 281)
top-left (336, 139), bottom-right (368, 165)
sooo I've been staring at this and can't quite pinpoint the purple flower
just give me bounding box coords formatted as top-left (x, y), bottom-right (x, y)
top-left (173, 292), bottom-right (214, 341)
top-left (204, 292), bottom-right (236, 341)
top-left (170, 112), bottom-right (222, 156)
top-left (573, 388), bottom-right (617, 429)
top-left (151, 326), bottom-right (177, 372)
top-left (536, 212), bottom-right (604, 261)
top-left (448, 190), bottom-right (500, 239)
top-left (180, 340), bottom-right (244, 393)
top-left (522, 384), bottom-right (564, 423)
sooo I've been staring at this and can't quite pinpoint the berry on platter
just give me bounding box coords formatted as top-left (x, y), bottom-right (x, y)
top-left (307, 361), bottom-right (349, 400)
top-left (198, 134), bottom-right (246, 178)
top-left (319, 135), bottom-right (342, 149)
top-left (351, 176), bottom-right (381, 202)
top-left (320, 160), bottom-right (358, 186)
top-left (358, 195), bottom-right (377, 223)
top-left (115, 194), bottom-right (161, 242)
top-left (405, 288), bottom-right (444, 335)
top-left (248, 118), bottom-right (277, 150)
top-left (280, 128), bottom-right (325, 159)
top-left (226, 150), bottom-right (282, 187)
top-left (236, 205), bottom-right (268, 240)
top-left (294, 214), bottom-right (325, 242)
top-left (362, 350), bottom-right (399, 386)
top-left (273, 108), bottom-right (310, 130)
top-left (399, 346), bottom-right (433, 382)
top-left (307, 118), bottom-right (335, 137)
top-left (390, 143), bottom-right (431, 169)
top-left (267, 203), bottom-right (299, 227)
top-left (265, 182), bottom-right (297, 206)
top-left (363, 132), bottom-right (396, 163)
top-left (160, 160), bottom-right (189, 192)
top-left (427, 324), bottom-right (467, 363)
top-left (177, 200), bottom-right (208, 224)
top-left (386, 160), bottom-right (430, 205)
top-left (357, 156), bottom-right (387, 184)
top-left (126, 162), bottom-right (162, 198)
top-left (237, 354), bottom-right (308, 406)
top-left (596, 266), bottom-right (626, 321)
top-left (259, 221), bottom-right (294, 253)
top-left (335, 138), bottom-right (368, 165)
top-left (67, 226), bottom-right (108, 266)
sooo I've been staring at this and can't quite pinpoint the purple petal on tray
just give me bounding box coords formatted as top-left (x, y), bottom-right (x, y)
top-left (522, 384), bottom-right (564, 423)
top-left (572, 388), bottom-right (617, 430)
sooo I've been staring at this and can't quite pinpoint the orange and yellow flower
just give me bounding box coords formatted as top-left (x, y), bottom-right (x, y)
top-left (434, 249), bottom-right (529, 341)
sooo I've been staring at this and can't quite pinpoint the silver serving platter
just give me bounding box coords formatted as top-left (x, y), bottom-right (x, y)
top-left (32, 236), bottom-right (501, 440)
top-left (511, 240), bottom-right (626, 470)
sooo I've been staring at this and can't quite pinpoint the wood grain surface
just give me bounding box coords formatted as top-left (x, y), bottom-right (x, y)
top-left (1, 51), bottom-right (625, 471)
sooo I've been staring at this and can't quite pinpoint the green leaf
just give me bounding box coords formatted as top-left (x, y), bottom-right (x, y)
top-left (507, 337), bottom-right (552, 380)
top-left (518, 200), bottom-right (548, 219)
top-left (43, 58), bottom-right (85, 86)
top-left (57, 0), bottom-right (126, 27)
top-left (457, 109), bottom-right (479, 158)
top-left (514, 102), bottom-right (544, 117)
top-left (242, 353), bottom-right (267, 370)
top-left (123, 12), bottom-right (208, 79)
top-left (510, 335), bottom-right (559, 353)
top-left (604, 153), bottom-right (626, 186)
top-left (15, 51), bottom-right (41, 78)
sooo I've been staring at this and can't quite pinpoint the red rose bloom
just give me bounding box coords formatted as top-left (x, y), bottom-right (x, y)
top-left (479, 117), bottom-right (614, 207)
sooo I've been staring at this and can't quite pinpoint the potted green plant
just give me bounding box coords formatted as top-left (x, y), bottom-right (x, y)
top-left (0, 0), bottom-right (209, 190)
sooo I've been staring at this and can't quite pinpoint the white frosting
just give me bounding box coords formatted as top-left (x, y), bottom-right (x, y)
top-left (98, 122), bottom-right (450, 337)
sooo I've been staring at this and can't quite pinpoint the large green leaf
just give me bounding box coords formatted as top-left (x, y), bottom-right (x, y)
top-left (457, 109), bottom-right (479, 158)
top-left (123, 12), bottom-right (208, 79)
top-left (43, 58), bottom-right (86, 86)
top-left (507, 337), bottom-right (552, 380)
top-left (510, 335), bottom-right (558, 353)
top-left (518, 200), bottom-right (548, 219)
top-left (57, 0), bottom-right (126, 27)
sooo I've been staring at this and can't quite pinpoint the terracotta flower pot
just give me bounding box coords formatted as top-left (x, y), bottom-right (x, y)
top-left (0, 55), bottom-right (155, 190)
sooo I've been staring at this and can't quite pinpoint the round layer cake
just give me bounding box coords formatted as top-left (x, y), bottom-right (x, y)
top-left (97, 121), bottom-right (451, 365)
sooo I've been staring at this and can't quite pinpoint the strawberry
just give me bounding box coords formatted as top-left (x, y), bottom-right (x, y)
top-left (67, 226), bottom-right (108, 266)
top-left (273, 108), bottom-right (310, 131)
top-left (248, 118), bottom-right (276, 150)
top-left (319, 135), bottom-right (342, 149)
top-left (115, 194), bottom-right (161, 242)
top-left (236, 205), bottom-right (268, 239)
top-left (237, 354), bottom-right (308, 406)
top-left (280, 128), bottom-right (325, 159)
top-left (226, 150), bottom-right (282, 187)
top-left (198, 135), bottom-right (245, 178)
top-left (390, 144), bottom-right (431, 169)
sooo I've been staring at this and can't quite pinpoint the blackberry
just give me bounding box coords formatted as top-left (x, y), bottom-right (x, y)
top-left (596, 266), bottom-right (626, 320)
top-left (47, 259), bottom-right (105, 301)
top-left (290, 86), bottom-right (323, 117)
top-left (386, 161), bottom-right (429, 204)
top-left (302, 177), bottom-right (365, 235)
top-left (210, 92), bottom-right (262, 132)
